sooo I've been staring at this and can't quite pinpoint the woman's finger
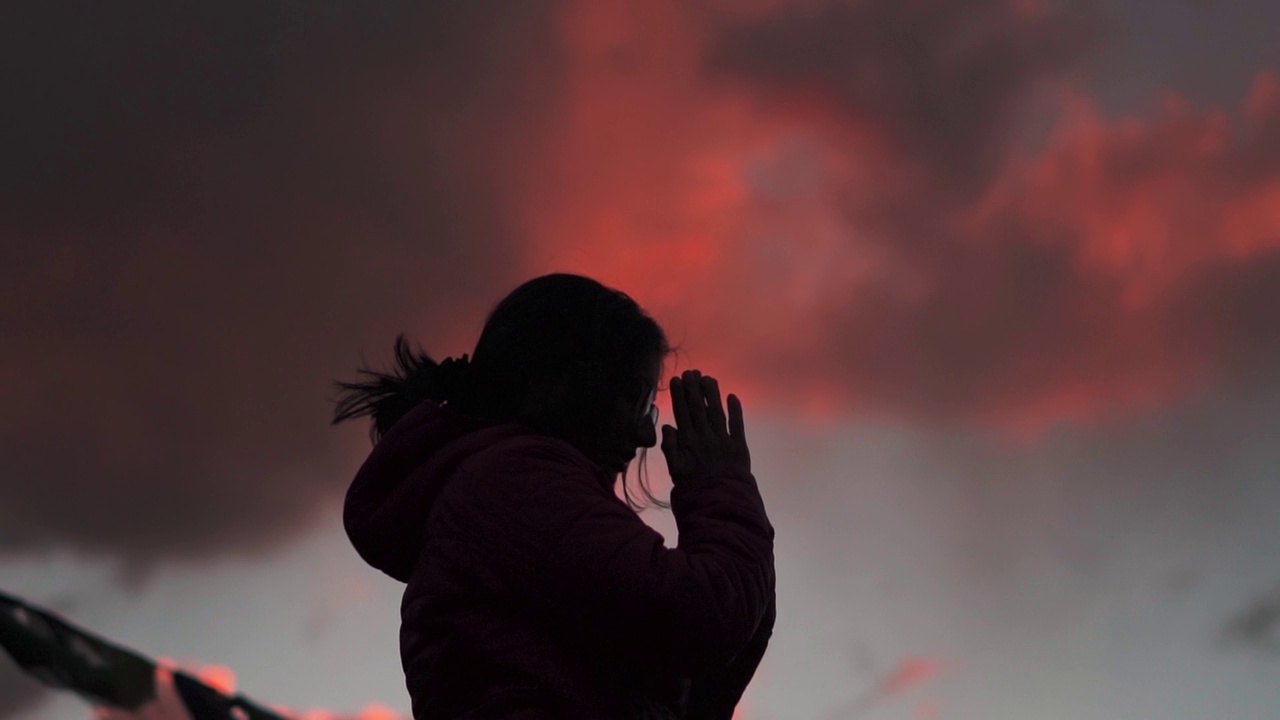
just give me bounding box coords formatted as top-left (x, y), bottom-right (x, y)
top-left (727, 393), bottom-right (746, 447)
top-left (702, 376), bottom-right (727, 438)
top-left (660, 425), bottom-right (677, 457)
top-left (681, 369), bottom-right (709, 438)
top-left (669, 376), bottom-right (694, 439)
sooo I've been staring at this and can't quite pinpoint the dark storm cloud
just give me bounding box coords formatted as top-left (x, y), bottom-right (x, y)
top-left (707, 0), bottom-right (1101, 196)
top-left (4, 0), bottom-right (1279, 572)
top-left (833, 81), bottom-right (1280, 424)
top-left (697, 0), bottom-right (1280, 429)
top-left (0, 1), bottom-right (566, 569)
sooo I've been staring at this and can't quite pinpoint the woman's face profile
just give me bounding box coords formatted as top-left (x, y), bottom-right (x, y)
top-left (598, 358), bottom-right (662, 476)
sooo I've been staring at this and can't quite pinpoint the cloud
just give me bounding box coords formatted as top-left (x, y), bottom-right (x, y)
top-left (802, 72), bottom-right (1280, 433)
top-left (521, 0), bottom-right (1279, 437)
top-left (706, 0), bottom-right (1101, 195)
top-left (3, 0), bottom-right (1279, 568)
top-left (0, 1), bottom-right (567, 566)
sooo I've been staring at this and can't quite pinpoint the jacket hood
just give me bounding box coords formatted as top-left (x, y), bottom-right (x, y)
top-left (343, 399), bottom-right (541, 582)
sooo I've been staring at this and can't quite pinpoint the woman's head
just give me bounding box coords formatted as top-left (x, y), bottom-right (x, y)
top-left (331, 273), bottom-right (679, 510)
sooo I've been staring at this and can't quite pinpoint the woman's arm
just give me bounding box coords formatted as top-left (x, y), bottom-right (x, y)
top-left (448, 438), bottom-right (775, 676)
top-left (682, 590), bottom-right (776, 720)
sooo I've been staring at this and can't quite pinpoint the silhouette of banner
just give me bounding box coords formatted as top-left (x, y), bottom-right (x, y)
top-left (0, 589), bottom-right (287, 720)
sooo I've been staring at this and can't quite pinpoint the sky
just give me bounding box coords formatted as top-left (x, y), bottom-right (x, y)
top-left (2, 0), bottom-right (1279, 718)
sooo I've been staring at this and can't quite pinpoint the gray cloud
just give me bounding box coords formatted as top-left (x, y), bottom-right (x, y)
top-left (4, 0), bottom-right (1279, 577)
top-left (0, 1), bottom-right (566, 569)
top-left (708, 0), bottom-right (1102, 197)
top-left (703, 0), bottom-right (1280, 426)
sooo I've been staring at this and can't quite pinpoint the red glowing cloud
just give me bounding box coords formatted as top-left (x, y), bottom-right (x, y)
top-left (3, 0), bottom-right (1278, 562)
top-left (525, 0), bottom-right (1280, 437)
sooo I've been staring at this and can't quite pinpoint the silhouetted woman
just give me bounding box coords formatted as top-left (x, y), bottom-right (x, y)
top-left (332, 273), bottom-right (775, 720)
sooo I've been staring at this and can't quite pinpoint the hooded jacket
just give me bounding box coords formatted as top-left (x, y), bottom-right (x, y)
top-left (344, 398), bottom-right (776, 720)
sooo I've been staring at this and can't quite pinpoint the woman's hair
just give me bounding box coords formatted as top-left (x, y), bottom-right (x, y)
top-left (331, 273), bottom-right (681, 511)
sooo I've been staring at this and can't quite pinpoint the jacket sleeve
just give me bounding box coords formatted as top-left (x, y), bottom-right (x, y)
top-left (445, 438), bottom-right (775, 676)
top-left (682, 589), bottom-right (776, 720)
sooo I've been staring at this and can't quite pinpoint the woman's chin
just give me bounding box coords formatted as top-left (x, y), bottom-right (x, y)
top-left (590, 447), bottom-right (634, 475)
top-left (592, 456), bottom-right (626, 475)
top-left (611, 455), bottom-right (634, 474)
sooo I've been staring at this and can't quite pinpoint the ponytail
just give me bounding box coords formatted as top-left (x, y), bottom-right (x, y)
top-left (331, 334), bottom-right (472, 444)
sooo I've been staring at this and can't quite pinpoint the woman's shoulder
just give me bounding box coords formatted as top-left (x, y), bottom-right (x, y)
top-left (433, 431), bottom-right (623, 542)
top-left (452, 431), bottom-right (607, 500)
